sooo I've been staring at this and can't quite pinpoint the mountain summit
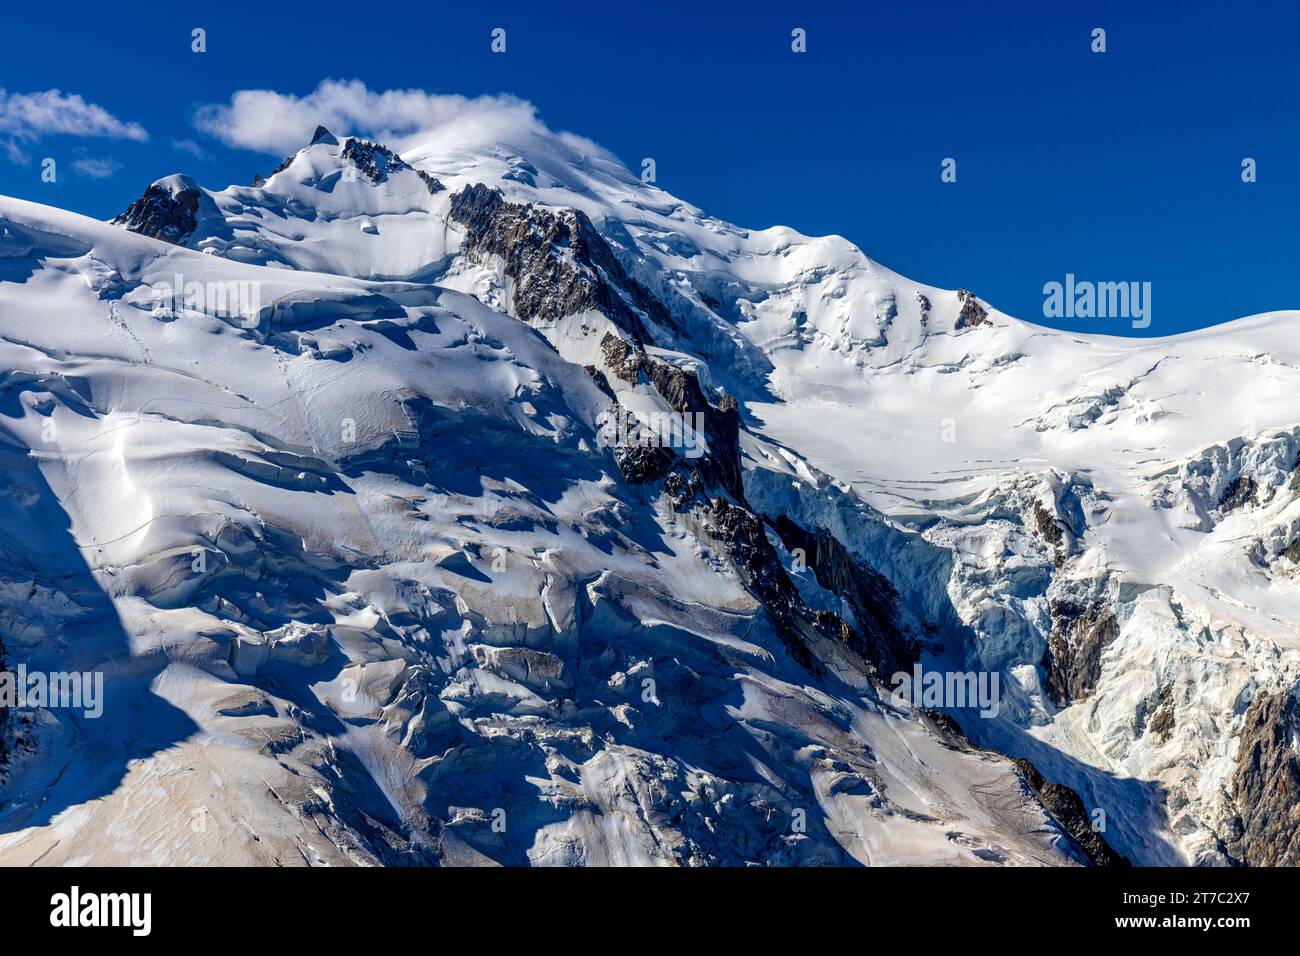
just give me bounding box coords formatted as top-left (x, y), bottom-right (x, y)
top-left (0, 116), bottom-right (1296, 866)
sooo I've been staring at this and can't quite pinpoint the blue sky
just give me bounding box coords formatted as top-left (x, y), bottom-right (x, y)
top-left (1, 0), bottom-right (1296, 336)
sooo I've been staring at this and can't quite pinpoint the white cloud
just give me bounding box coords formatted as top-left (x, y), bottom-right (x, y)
top-left (172, 138), bottom-right (208, 160)
top-left (0, 89), bottom-right (148, 163)
top-left (71, 156), bottom-right (123, 179)
top-left (192, 79), bottom-right (613, 163)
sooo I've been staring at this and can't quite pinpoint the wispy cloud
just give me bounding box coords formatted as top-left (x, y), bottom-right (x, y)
top-left (192, 79), bottom-right (612, 162)
top-left (172, 138), bottom-right (208, 160)
top-left (0, 89), bottom-right (148, 163)
top-left (71, 156), bottom-right (123, 179)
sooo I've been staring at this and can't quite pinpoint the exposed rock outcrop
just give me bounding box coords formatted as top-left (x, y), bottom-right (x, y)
top-left (449, 184), bottom-right (679, 343)
top-left (771, 515), bottom-right (913, 676)
top-left (703, 497), bottom-right (813, 662)
top-left (601, 334), bottom-right (744, 501)
top-left (339, 136), bottom-right (444, 194)
top-left (954, 289), bottom-right (989, 330)
top-left (598, 333), bottom-right (898, 679)
top-left (1041, 598), bottom-right (1118, 707)
top-left (606, 406), bottom-right (677, 486)
top-left (1032, 501), bottom-right (1067, 568)
top-left (921, 710), bottom-right (1128, 867)
top-left (1014, 758), bottom-right (1130, 867)
top-left (112, 175), bottom-right (203, 245)
top-left (1218, 475), bottom-right (1259, 512)
top-left (1226, 689), bottom-right (1300, 866)
top-left (1147, 683), bottom-right (1175, 742)
top-left (1032, 502), bottom-right (1064, 549)
top-left (309, 124), bottom-right (337, 146)
top-left (261, 128), bottom-right (445, 196)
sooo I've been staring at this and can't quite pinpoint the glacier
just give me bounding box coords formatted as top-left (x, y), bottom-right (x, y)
top-left (0, 114), bottom-right (1295, 867)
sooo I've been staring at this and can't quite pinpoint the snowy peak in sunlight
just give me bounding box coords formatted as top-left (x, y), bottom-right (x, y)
top-left (2, 106), bottom-right (1297, 868)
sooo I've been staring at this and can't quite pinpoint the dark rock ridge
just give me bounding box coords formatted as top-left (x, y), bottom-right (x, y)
top-left (702, 497), bottom-right (817, 668)
top-left (599, 339), bottom-right (907, 679)
top-left (1218, 475), bottom-right (1259, 512)
top-left (954, 289), bottom-right (990, 330)
top-left (922, 709), bottom-right (1128, 867)
top-left (1032, 502), bottom-right (1068, 568)
top-left (265, 128), bottom-right (444, 195)
top-left (604, 404), bottom-right (677, 486)
top-left (112, 178), bottom-right (202, 245)
top-left (1146, 683), bottom-right (1175, 742)
top-left (590, 327), bottom-right (890, 674)
top-left (339, 137), bottom-right (444, 194)
top-left (1226, 689), bottom-right (1300, 866)
top-left (699, 495), bottom-right (887, 678)
top-left (771, 515), bottom-right (914, 677)
top-left (448, 184), bottom-right (681, 344)
top-left (600, 333), bottom-right (743, 500)
top-left (441, 184), bottom-right (851, 672)
top-left (1014, 758), bottom-right (1130, 867)
top-left (915, 291), bottom-right (931, 328)
top-left (1032, 502), bottom-right (1064, 548)
top-left (1041, 598), bottom-right (1118, 707)
top-left (598, 372), bottom-right (820, 666)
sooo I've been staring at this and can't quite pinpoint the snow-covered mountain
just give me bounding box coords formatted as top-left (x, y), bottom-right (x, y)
top-left (0, 114), bottom-right (1295, 866)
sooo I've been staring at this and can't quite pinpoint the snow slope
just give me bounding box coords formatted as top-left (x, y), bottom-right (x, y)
top-left (0, 114), bottom-right (1296, 866)
top-left (0, 188), bottom-right (1085, 866)
top-left (388, 124), bottom-right (1300, 866)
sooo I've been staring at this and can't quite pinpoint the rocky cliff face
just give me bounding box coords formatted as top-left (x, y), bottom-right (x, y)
top-left (1042, 598), bottom-right (1119, 707)
top-left (6, 120), bottom-right (1297, 866)
top-left (954, 289), bottom-right (990, 330)
top-left (1014, 759), bottom-right (1130, 867)
top-left (338, 135), bottom-right (445, 194)
top-left (594, 336), bottom-right (885, 678)
top-left (448, 184), bottom-right (675, 343)
top-left (1227, 690), bottom-right (1300, 866)
top-left (599, 333), bottom-right (744, 500)
top-left (771, 515), bottom-right (913, 677)
top-left (112, 176), bottom-right (203, 245)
